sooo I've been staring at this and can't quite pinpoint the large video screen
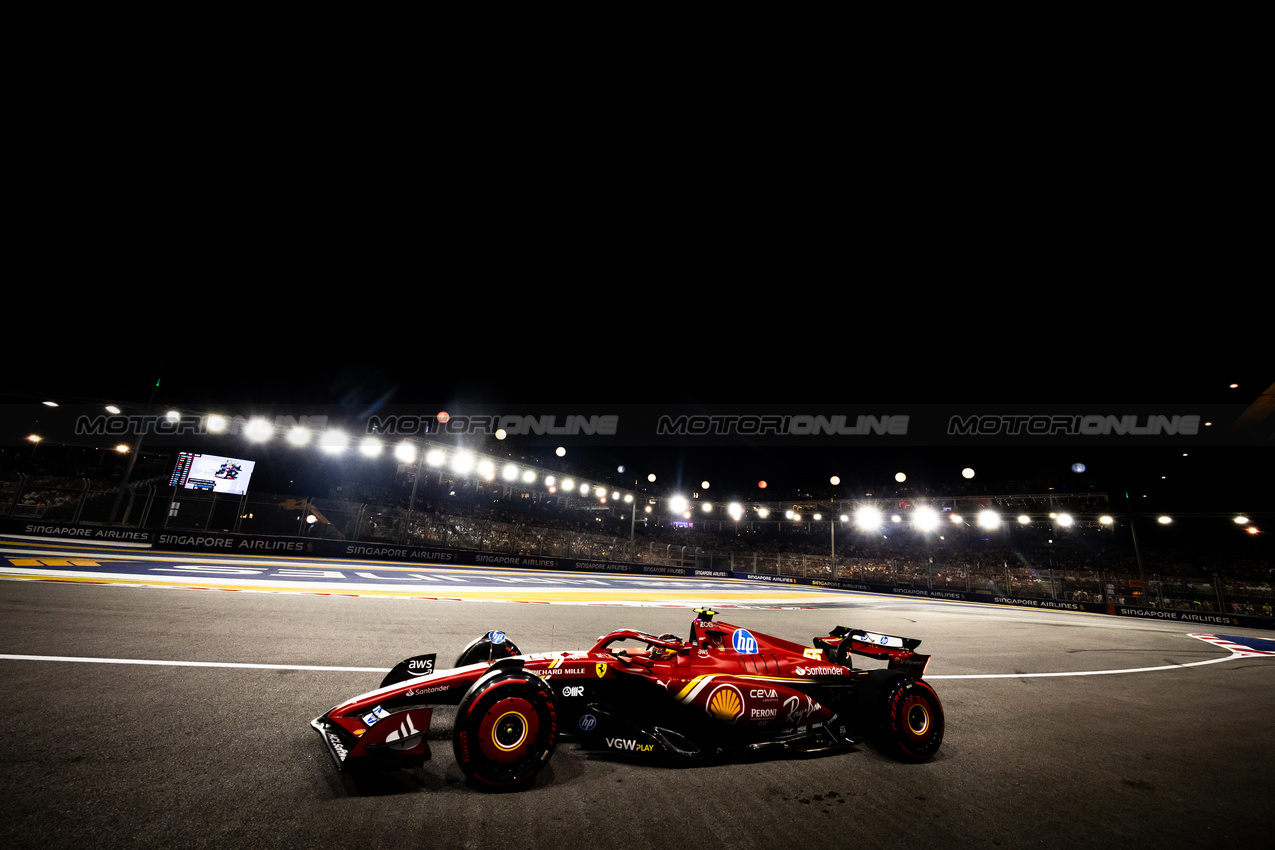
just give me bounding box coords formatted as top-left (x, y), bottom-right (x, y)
top-left (169, 452), bottom-right (256, 495)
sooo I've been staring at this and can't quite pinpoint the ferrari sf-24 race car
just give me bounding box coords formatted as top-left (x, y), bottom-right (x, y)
top-left (312, 608), bottom-right (944, 789)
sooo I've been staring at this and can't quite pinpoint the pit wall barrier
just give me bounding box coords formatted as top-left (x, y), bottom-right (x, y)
top-left (5, 520), bottom-right (1271, 632)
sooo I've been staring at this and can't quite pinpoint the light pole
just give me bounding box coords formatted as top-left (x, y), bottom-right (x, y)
top-left (1125, 491), bottom-right (1148, 602)
top-left (631, 473), bottom-right (655, 541)
top-left (829, 476), bottom-right (841, 566)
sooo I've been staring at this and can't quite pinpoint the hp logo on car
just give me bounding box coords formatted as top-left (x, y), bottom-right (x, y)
top-left (579, 714), bottom-right (597, 732)
top-left (490, 631), bottom-right (506, 644)
top-left (733, 629), bottom-right (758, 654)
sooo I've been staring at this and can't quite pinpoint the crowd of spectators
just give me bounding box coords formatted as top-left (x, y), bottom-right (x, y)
top-left (294, 474), bottom-right (1271, 616)
top-left (5, 459), bottom-right (1271, 617)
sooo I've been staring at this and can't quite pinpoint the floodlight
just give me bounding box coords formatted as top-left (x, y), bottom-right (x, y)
top-left (451, 450), bottom-right (474, 474)
top-left (913, 507), bottom-right (940, 531)
top-left (855, 506), bottom-right (883, 530)
top-left (245, 418), bottom-right (273, 442)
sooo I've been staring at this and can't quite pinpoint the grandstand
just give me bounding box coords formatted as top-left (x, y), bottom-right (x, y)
top-left (3, 439), bottom-right (1270, 619)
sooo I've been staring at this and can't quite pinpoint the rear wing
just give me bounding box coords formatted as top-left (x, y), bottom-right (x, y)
top-left (814, 626), bottom-right (931, 678)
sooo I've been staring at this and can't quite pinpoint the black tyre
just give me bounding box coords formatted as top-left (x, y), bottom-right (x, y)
top-left (879, 676), bottom-right (944, 762)
top-left (455, 631), bottom-right (522, 667)
top-left (453, 670), bottom-right (557, 789)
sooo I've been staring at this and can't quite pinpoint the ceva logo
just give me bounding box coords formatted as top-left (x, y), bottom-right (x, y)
top-left (733, 629), bottom-right (758, 654)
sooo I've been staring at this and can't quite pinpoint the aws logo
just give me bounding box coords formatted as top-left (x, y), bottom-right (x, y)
top-left (707, 684), bottom-right (744, 723)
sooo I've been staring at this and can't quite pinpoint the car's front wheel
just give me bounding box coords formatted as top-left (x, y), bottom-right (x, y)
top-left (453, 670), bottom-right (557, 789)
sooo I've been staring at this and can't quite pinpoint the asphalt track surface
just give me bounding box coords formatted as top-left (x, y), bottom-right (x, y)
top-left (2, 537), bottom-right (1273, 850)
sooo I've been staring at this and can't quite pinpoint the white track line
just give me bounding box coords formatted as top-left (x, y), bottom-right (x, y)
top-left (926, 653), bottom-right (1242, 679)
top-left (0, 654), bottom-right (389, 672)
top-left (0, 646), bottom-right (1258, 678)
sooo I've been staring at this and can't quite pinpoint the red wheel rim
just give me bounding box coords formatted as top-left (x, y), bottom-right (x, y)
top-left (477, 697), bottom-right (540, 765)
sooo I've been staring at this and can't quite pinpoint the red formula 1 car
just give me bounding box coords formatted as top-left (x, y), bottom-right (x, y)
top-left (312, 608), bottom-right (944, 789)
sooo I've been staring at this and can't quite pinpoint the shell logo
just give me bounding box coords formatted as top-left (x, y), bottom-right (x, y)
top-left (707, 684), bottom-right (744, 723)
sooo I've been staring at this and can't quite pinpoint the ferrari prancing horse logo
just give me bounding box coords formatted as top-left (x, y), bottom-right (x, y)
top-left (595, 662), bottom-right (608, 678)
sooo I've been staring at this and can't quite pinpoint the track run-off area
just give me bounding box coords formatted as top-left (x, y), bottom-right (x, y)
top-left (2, 535), bottom-right (1273, 849)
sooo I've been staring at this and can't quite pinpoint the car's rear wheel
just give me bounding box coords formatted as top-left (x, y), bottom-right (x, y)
top-left (880, 676), bottom-right (944, 761)
top-left (857, 671), bottom-right (944, 762)
top-left (453, 670), bottom-right (557, 789)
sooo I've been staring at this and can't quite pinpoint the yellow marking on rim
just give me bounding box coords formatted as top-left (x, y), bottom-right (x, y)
top-left (491, 710), bottom-right (529, 751)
